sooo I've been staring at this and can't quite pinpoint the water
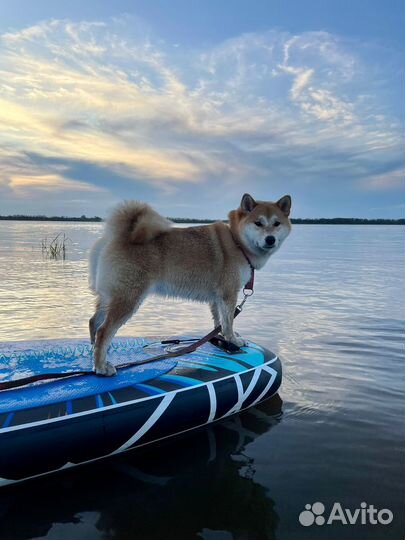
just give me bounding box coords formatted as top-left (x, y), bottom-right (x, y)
top-left (0, 222), bottom-right (404, 540)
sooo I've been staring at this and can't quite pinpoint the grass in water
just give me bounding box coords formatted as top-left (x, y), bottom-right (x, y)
top-left (41, 233), bottom-right (71, 260)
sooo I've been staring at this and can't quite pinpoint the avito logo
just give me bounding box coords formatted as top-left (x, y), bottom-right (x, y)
top-left (299, 502), bottom-right (393, 527)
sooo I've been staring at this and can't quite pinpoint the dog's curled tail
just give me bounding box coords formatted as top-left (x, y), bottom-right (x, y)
top-left (105, 200), bottom-right (172, 244)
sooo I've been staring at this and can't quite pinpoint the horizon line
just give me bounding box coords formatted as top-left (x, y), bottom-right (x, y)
top-left (0, 215), bottom-right (403, 225)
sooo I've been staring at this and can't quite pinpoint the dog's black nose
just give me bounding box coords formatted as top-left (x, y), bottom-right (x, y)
top-left (265, 235), bottom-right (276, 247)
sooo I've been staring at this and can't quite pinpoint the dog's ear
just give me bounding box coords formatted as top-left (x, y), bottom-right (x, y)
top-left (240, 193), bottom-right (257, 212)
top-left (276, 195), bottom-right (292, 217)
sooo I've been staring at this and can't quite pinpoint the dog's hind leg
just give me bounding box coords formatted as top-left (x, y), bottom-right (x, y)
top-left (93, 296), bottom-right (138, 376)
top-left (89, 297), bottom-right (106, 344)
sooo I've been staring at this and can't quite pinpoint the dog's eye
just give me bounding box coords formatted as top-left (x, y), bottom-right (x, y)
top-left (254, 221), bottom-right (263, 227)
top-left (274, 221), bottom-right (281, 227)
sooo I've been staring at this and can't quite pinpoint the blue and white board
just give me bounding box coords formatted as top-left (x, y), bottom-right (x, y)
top-left (0, 336), bottom-right (281, 486)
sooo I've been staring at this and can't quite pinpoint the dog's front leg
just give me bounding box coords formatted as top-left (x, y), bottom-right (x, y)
top-left (217, 294), bottom-right (246, 347)
top-left (210, 302), bottom-right (221, 328)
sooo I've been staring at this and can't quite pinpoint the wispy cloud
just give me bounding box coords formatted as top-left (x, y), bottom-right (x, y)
top-left (360, 168), bottom-right (404, 191)
top-left (0, 18), bottom-right (402, 216)
top-left (10, 173), bottom-right (104, 194)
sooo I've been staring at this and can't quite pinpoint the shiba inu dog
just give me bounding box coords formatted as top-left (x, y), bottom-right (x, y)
top-left (89, 193), bottom-right (292, 375)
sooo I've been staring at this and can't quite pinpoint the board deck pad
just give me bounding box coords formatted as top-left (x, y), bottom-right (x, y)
top-left (0, 337), bottom-right (180, 413)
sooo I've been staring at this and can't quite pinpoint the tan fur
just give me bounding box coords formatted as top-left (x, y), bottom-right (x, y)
top-left (89, 193), bottom-right (292, 375)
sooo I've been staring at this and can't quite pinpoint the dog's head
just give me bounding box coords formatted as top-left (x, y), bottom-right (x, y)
top-left (229, 193), bottom-right (292, 260)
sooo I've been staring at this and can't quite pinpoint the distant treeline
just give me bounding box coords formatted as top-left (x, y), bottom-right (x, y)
top-left (170, 217), bottom-right (405, 225)
top-left (291, 218), bottom-right (405, 225)
top-left (0, 215), bottom-right (404, 225)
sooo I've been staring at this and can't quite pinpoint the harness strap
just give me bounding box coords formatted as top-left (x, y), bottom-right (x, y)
top-left (244, 268), bottom-right (255, 293)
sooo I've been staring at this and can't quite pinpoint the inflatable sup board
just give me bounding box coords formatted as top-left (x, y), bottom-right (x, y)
top-left (0, 336), bottom-right (281, 485)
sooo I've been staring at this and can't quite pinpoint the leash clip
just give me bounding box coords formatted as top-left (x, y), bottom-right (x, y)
top-left (237, 288), bottom-right (253, 313)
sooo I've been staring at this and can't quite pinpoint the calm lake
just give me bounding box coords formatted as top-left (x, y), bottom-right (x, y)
top-left (0, 222), bottom-right (404, 540)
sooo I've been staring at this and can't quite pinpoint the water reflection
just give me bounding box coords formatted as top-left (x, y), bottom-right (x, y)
top-left (0, 396), bottom-right (283, 540)
top-left (1, 222), bottom-right (404, 539)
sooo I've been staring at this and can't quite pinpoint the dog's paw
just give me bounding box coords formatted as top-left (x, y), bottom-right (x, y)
top-left (230, 335), bottom-right (247, 348)
top-left (95, 361), bottom-right (117, 377)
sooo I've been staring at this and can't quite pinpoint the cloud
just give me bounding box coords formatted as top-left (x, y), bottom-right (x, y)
top-left (0, 18), bottom-right (402, 216)
top-left (360, 167), bottom-right (405, 191)
top-left (10, 173), bottom-right (104, 194)
top-left (290, 68), bottom-right (314, 100)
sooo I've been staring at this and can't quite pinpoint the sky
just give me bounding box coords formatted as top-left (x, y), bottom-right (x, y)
top-left (0, 0), bottom-right (403, 219)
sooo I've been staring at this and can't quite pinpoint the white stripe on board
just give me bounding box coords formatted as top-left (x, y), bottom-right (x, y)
top-left (232, 374), bottom-right (244, 413)
top-left (222, 367), bottom-right (262, 418)
top-left (206, 382), bottom-right (217, 423)
top-left (112, 393), bottom-right (175, 454)
top-left (250, 366), bottom-right (278, 407)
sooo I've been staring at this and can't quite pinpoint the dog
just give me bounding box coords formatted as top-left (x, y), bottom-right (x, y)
top-left (89, 193), bottom-right (292, 375)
